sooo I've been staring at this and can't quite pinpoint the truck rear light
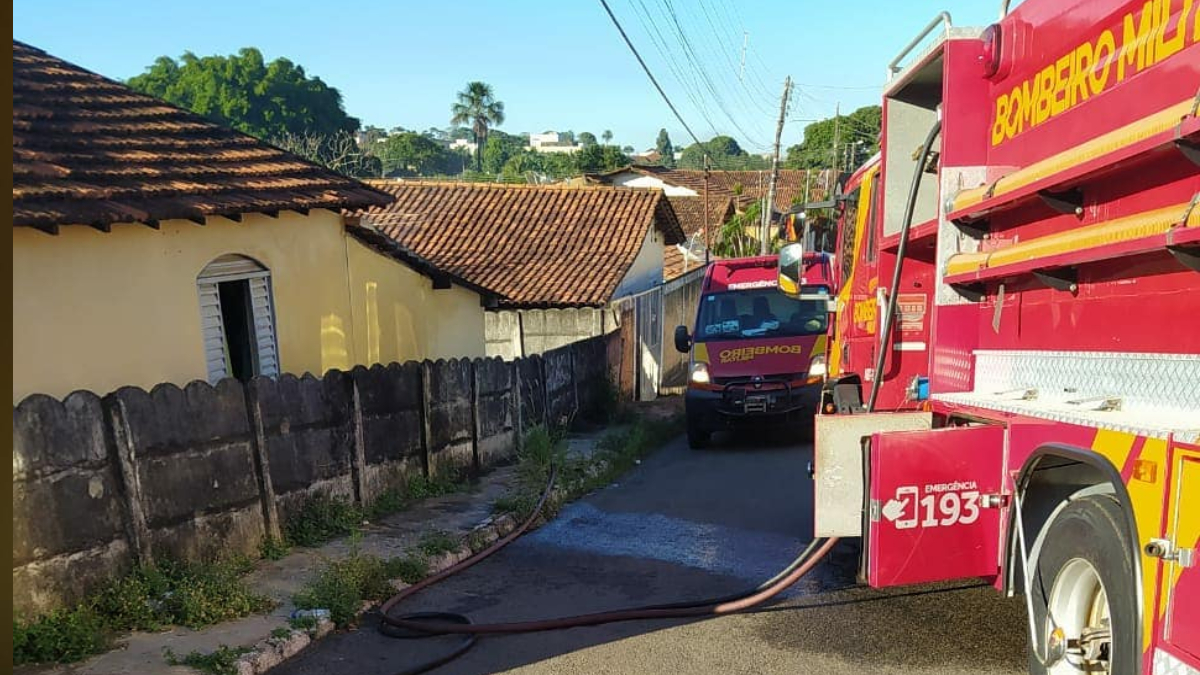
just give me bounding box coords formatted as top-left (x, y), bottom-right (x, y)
top-left (690, 362), bottom-right (710, 384)
top-left (980, 23), bottom-right (1002, 78)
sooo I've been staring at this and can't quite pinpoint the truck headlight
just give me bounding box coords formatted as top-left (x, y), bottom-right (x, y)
top-left (690, 362), bottom-right (710, 384)
top-left (808, 354), bottom-right (827, 378)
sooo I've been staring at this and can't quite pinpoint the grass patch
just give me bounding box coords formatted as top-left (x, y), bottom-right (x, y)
top-left (164, 645), bottom-right (252, 675)
top-left (283, 493), bottom-right (365, 548)
top-left (292, 552), bottom-right (398, 627)
top-left (365, 487), bottom-right (407, 520)
top-left (259, 535), bottom-right (291, 561)
top-left (492, 417), bottom-right (683, 522)
top-left (13, 605), bottom-right (109, 665)
top-left (404, 472), bottom-right (469, 501)
top-left (417, 529), bottom-right (460, 557)
top-left (383, 554), bottom-right (430, 584)
top-left (270, 626), bottom-right (293, 640)
top-left (288, 614), bottom-right (319, 631)
top-left (93, 557), bottom-right (271, 632)
top-left (14, 557), bottom-right (273, 666)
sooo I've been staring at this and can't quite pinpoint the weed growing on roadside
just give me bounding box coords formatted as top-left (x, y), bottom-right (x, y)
top-left (283, 493), bottom-right (364, 548)
top-left (365, 487), bottom-right (407, 520)
top-left (13, 605), bottom-right (109, 665)
top-left (417, 529), bottom-right (460, 556)
top-left (405, 472), bottom-right (469, 500)
top-left (288, 614), bottom-right (319, 631)
top-left (384, 554), bottom-right (430, 584)
top-left (13, 556), bottom-right (272, 666)
top-left (93, 558), bottom-right (272, 631)
top-left (164, 645), bottom-right (251, 675)
top-left (490, 416), bottom-right (683, 522)
top-left (270, 626), bottom-right (292, 640)
top-left (259, 535), bottom-right (290, 561)
top-left (465, 528), bottom-right (492, 553)
top-left (292, 553), bottom-right (397, 627)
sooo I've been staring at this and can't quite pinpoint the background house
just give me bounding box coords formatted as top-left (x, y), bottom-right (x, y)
top-left (352, 181), bottom-right (686, 359)
top-left (662, 195), bottom-right (735, 281)
top-left (12, 41), bottom-right (490, 402)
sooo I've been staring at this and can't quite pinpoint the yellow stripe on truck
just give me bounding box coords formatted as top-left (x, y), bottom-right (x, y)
top-left (952, 99), bottom-right (1195, 215)
top-left (944, 201), bottom-right (1195, 277)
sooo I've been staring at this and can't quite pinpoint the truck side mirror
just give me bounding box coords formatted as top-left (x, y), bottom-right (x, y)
top-left (777, 243), bottom-right (805, 299)
top-left (674, 325), bottom-right (692, 354)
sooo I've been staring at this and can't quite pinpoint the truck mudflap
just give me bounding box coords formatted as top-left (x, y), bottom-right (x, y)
top-left (862, 424), bottom-right (1006, 587)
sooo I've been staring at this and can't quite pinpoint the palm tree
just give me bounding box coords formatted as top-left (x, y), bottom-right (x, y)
top-left (602, 129), bottom-right (613, 145)
top-left (450, 82), bottom-right (505, 171)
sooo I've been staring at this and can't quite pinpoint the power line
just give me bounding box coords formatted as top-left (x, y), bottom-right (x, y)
top-left (656, 0), bottom-right (770, 149)
top-left (629, 0), bottom-right (725, 138)
top-left (598, 0), bottom-right (707, 150)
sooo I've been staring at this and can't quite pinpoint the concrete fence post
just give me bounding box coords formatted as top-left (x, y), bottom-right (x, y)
top-left (106, 399), bottom-right (153, 565)
top-left (244, 381), bottom-right (282, 541)
top-left (511, 360), bottom-right (523, 454)
top-left (570, 342), bottom-right (581, 422)
top-left (539, 356), bottom-right (550, 429)
top-left (420, 360), bottom-right (434, 478)
top-left (470, 359), bottom-right (482, 473)
top-left (349, 379), bottom-right (369, 506)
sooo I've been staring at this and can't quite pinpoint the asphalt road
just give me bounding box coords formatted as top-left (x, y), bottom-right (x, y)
top-left (276, 428), bottom-right (1029, 675)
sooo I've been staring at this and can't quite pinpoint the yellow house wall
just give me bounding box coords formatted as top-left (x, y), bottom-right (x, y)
top-left (345, 237), bottom-right (485, 365)
top-left (13, 212), bottom-right (485, 402)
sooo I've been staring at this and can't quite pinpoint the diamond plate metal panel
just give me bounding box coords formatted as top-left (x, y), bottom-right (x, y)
top-left (934, 351), bottom-right (1200, 440)
top-left (1154, 649), bottom-right (1200, 675)
top-left (973, 351), bottom-right (1200, 411)
top-left (936, 166), bottom-right (987, 307)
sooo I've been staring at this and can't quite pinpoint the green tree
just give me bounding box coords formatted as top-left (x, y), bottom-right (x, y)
top-left (450, 81), bottom-right (506, 171)
top-left (128, 48), bottom-right (359, 140)
top-left (559, 130), bottom-right (576, 145)
top-left (785, 105), bottom-right (881, 169)
top-left (378, 132), bottom-right (455, 176)
top-left (656, 128), bottom-right (676, 167)
top-left (678, 135), bottom-right (769, 170)
top-left (480, 131), bottom-right (526, 174)
top-left (709, 201), bottom-right (761, 258)
top-left (602, 129), bottom-right (613, 145)
top-left (578, 132), bottom-right (598, 147)
top-left (622, 145), bottom-right (636, 154)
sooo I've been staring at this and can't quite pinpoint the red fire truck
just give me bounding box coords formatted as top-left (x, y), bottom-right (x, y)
top-left (776, 1), bottom-right (1199, 673)
top-left (675, 254), bottom-right (833, 448)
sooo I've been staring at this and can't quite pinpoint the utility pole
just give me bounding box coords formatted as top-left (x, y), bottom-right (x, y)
top-left (761, 76), bottom-right (793, 255)
top-left (703, 154), bottom-right (711, 264)
top-left (831, 102), bottom-right (841, 180)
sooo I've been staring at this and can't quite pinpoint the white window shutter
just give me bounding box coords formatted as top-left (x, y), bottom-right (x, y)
top-left (248, 276), bottom-right (279, 377)
top-left (199, 281), bottom-right (231, 383)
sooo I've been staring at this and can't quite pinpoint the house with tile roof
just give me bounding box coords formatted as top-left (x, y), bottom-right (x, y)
top-left (582, 164), bottom-right (834, 277)
top-left (349, 181), bottom-right (686, 359)
top-left (662, 195), bottom-right (735, 281)
top-left (12, 41), bottom-right (493, 401)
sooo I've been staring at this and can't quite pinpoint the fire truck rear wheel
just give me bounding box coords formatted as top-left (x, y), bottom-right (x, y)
top-left (686, 419), bottom-right (710, 449)
top-left (1028, 495), bottom-right (1138, 675)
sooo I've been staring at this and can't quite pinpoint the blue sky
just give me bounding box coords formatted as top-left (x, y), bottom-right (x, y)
top-left (13, 1), bottom-right (995, 153)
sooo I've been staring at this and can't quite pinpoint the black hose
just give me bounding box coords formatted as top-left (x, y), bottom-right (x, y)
top-left (865, 120), bottom-right (942, 412)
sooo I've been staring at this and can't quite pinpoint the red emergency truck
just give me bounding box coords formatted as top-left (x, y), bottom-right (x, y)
top-left (674, 254), bottom-right (833, 448)
top-left (776, 1), bottom-right (1199, 673)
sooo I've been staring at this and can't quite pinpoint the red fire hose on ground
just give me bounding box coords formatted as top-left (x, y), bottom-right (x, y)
top-left (376, 465), bottom-right (839, 675)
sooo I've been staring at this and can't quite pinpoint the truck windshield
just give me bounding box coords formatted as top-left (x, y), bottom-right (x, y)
top-left (695, 287), bottom-right (828, 341)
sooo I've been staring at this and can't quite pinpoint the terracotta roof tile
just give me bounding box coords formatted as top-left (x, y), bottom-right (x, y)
top-left (590, 165), bottom-right (814, 213)
top-left (353, 181), bottom-right (685, 308)
top-left (661, 195), bottom-right (733, 280)
top-left (11, 40), bottom-right (392, 231)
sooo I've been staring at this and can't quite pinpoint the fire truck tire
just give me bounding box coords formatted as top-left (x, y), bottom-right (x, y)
top-left (1028, 495), bottom-right (1138, 675)
top-left (686, 419), bottom-right (710, 449)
